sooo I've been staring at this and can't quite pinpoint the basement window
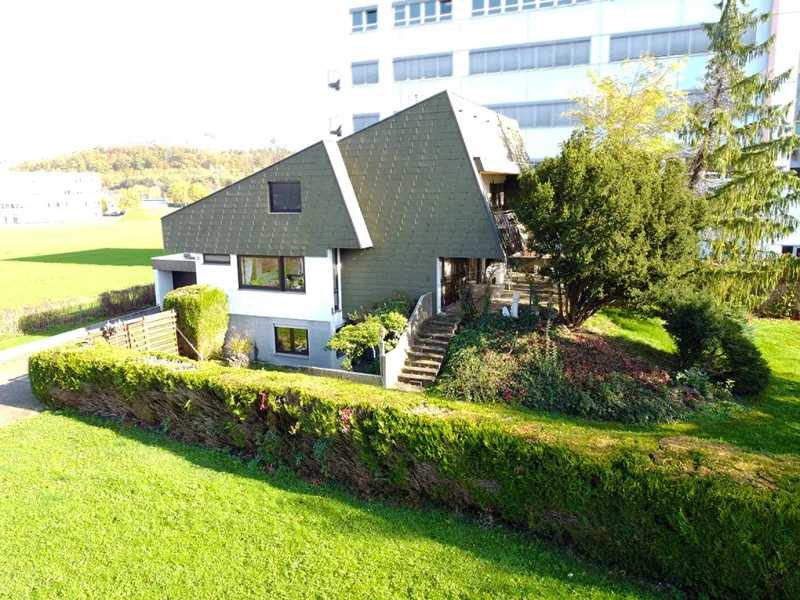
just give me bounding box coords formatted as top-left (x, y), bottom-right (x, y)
top-left (275, 326), bottom-right (309, 356)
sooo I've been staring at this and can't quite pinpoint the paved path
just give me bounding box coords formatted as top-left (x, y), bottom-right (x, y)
top-left (0, 356), bottom-right (43, 427)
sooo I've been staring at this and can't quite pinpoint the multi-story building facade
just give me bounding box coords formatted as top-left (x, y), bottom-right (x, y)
top-left (0, 172), bottom-right (103, 226)
top-left (334, 0), bottom-right (800, 160)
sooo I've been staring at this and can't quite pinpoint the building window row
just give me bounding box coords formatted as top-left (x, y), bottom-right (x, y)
top-left (353, 113), bottom-right (381, 132)
top-left (393, 53), bottom-right (453, 81)
top-left (469, 38), bottom-right (590, 75)
top-left (394, 0), bottom-right (452, 28)
top-left (352, 60), bottom-right (379, 85)
top-left (609, 27), bottom-right (710, 62)
top-left (489, 100), bottom-right (577, 128)
top-left (351, 5), bottom-right (378, 33)
top-left (472, 0), bottom-right (590, 18)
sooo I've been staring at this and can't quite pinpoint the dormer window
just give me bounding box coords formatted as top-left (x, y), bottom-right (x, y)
top-left (269, 182), bottom-right (301, 213)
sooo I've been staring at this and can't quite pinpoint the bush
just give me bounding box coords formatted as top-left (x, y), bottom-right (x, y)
top-left (224, 328), bottom-right (252, 368)
top-left (662, 295), bottom-right (770, 397)
top-left (327, 294), bottom-right (411, 370)
top-left (163, 284), bottom-right (229, 360)
top-left (348, 292), bottom-right (414, 323)
top-left (29, 345), bottom-right (800, 599)
top-left (0, 284), bottom-right (155, 337)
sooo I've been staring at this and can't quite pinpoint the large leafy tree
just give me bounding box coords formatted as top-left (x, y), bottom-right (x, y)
top-left (683, 0), bottom-right (800, 306)
top-left (517, 134), bottom-right (706, 327)
top-left (570, 57), bottom-right (689, 154)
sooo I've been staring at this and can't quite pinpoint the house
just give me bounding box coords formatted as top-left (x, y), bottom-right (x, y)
top-left (152, 91), bottom-right (529, 369)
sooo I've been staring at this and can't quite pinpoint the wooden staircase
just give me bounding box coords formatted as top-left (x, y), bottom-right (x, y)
top-left (397, 311), bottom-right (459, 389)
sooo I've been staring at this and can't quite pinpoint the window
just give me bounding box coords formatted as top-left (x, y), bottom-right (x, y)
top-left (351, 6), bottom-right (378, 32)
top-left (269, 182), bottom-right (301, 213)
top-left (332, 249), bottom-right (341, 313)
top-left (352, 60), bottom-right (379, 85)
top-left (394, 0), bottom-right (453, 26)
top-left (238, 256), bottom-right (305, 292)
top-left (488, 100), bottom-right (577, 128)
top-left (353, 113), bottom-right (380, 132)
top-left (203, 253), bottom-right (230, 265)
top-left (609, 27), bottom-right (710, 62)
top-left (469, 39), bottom-right (590, 74)
top-left (393, 53), bottom-right (453, 81)
top-left (489, 183), bottom-right (505, 210)
top-left (472, 0), bottom-right (589, 17)
top-left (275, 326), bottom-right (309, 356)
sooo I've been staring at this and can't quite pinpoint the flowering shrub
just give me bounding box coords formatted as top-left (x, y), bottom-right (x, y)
top-left (436, 314), bottom-right (721, 424)
top-left (326, 293), bottom-right (412, 370)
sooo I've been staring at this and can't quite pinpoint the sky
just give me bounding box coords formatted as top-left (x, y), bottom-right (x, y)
top-left (0, 0), bottom-right (339, 164)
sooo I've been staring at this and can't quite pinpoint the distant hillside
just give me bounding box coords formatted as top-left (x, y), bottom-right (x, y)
top-left (12, 145), bottom-right (293, 194)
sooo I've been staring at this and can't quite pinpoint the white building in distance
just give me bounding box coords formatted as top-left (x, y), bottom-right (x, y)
top-left (0, 172), bottom-right (103, 226)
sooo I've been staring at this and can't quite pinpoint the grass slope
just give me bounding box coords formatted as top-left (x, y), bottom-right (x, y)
top-left (0, 414), bottom-right (657, 600)
top-left (589, 310), bottom-right (800, 457)
top-left (0, 219), bottom-right (163, 310)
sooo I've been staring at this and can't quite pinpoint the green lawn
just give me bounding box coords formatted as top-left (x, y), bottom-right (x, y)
top-left (0, 218), bottom-right (164, 310)
top-left (0, 317), bottom-right (110, 352)
top-left (588, 310), bottom-right (800, 457)
top-left (0, 414), bottom-right (658, 600)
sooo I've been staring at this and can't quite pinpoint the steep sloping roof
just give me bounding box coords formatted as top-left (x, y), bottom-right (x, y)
top-left (448, 92), bottom-right (530, 174)
top-left (322, 140), bottom-right (372, 249)
top-left (161, 141), bottom-right (371, 257)
top-left (337, 90), bottom-right (507, 311)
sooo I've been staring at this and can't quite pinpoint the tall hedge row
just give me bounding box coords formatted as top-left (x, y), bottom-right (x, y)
top-left (163, 284), bottom-right (228, 359)
top-left (29, 345), bottom-right (800, 599)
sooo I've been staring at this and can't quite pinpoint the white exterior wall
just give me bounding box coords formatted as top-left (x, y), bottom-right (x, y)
top-left (0, 172), bottom-right (103, 226)
top-left (195, 252), bottom-right (340, 323)
top-left (154, 270), bottom-right (175, 308)
top-left (196, 251), bottom-right (343, 368)
top-left (334, 0), bottom-right (799, 160)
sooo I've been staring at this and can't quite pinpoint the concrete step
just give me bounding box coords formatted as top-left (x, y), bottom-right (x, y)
top-left (407, 350), bottom-right (446, 362)
top-left (406, 357), bottom-right (442, 369)
top-left (398, 373), bottom-right (437, 386)
top-left (417, 331), bottom-right (453, 342)
top-left (401, 364), bottom-right (440, 377)
top-left (421, 323), bottom-right (456, 333)
top-left (412, 343), bottom-right (449, 355)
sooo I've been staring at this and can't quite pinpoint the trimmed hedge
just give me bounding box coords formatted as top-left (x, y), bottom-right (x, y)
top-left (29, 345), bottom-right (800, 599)
top-left (163, 284), bottom-right (228, 359)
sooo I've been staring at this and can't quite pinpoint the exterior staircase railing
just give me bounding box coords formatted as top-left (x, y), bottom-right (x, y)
top-left (494, 210), bottom-right (525, 256)
top-left (381, 292), bottom-right (433, 388)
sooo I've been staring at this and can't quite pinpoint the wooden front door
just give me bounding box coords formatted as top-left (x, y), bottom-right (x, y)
top-left (441, 258), bottom-right (469, 309)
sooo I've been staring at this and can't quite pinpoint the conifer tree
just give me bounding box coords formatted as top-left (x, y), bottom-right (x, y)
top-left (683, 0), bottom-right (800, 306)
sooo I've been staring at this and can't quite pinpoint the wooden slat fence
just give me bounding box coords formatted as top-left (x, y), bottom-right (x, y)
top-left (91, 310), bottom-right (179, 355)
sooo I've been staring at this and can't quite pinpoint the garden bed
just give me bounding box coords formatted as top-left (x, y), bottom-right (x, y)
top-left (29, 344), bottom-right (800, 599)
top-left (434, 313), bottom-right (735, 424)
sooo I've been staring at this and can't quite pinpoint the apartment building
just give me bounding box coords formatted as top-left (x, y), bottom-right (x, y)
top-left (333, 0), bottom-right (800, 163)
top-left (0, 172), bottom-right (103, 226)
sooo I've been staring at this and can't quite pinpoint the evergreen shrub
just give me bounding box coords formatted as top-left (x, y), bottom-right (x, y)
top-left (163, 284), bottom-right (229, 359)
top-left (662, 295), bottom-right (769, 396)
top-left (28, 345), bottom-right (800, 599)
